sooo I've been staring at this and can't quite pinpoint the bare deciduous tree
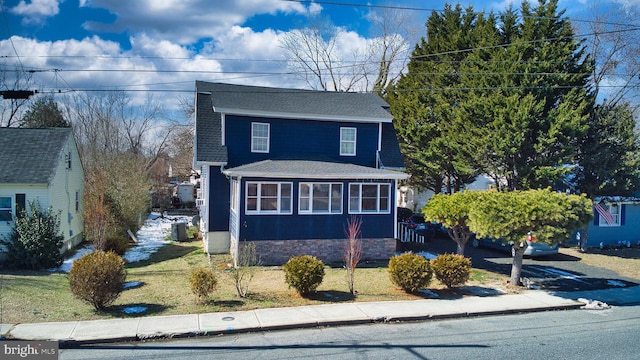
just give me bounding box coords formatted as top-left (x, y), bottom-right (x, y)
top-left (281, 7), bottom-right (415, 93)
top-left (585, 1), bottom-right (640, 107)
top-left (344, 215), bottom-right (363, 295)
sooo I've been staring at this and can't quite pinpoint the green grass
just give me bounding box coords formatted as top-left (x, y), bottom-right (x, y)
top-left (0, 241), bottom-right (506, 324)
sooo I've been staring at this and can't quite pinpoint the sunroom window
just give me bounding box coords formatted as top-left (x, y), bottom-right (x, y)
top-left (246, 182), bottom-right (292, 214)
top-left (299, 183), bottom-right (342, 214)
top-left (348, 183), bottom-right (390, 214)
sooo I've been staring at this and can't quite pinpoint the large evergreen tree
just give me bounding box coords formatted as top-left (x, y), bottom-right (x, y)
top-left (575, 103), bottom-right (640, 198)
top-left (387, 0), bottom-right (593, 191)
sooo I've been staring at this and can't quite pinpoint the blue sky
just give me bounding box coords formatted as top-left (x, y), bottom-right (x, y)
top-left (1, 0), bottom-right (638, 110)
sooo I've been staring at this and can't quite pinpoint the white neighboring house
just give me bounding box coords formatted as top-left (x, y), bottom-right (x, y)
top-left (400, 175), bottom-right (496, 211)
top-left (0, 128), bottom-right (84, 262)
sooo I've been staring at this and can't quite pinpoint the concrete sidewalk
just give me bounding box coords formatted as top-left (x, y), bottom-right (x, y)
top-left (1, 290), bottom-right (586, 346)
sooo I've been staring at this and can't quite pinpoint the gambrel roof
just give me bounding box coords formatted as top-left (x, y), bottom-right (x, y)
top-left (0, 127), bottom-right (74, 184)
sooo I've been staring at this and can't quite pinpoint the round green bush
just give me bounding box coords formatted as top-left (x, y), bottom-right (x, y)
top-left (189, 267), bottom-right (218, 304)
top-left (103, 235), bottom-right (129, 255)
top-left (283, 255), bottom-right (325, 296)
top-left (431, 253), bottom-right (472, 288)
top-left (69, 251), bottom-right (126, 310)
top-left (388, 253), bottom-right (433, 293)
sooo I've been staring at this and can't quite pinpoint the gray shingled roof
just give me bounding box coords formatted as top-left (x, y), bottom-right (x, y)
top-left (0, 127), bottom-right (72, 184)
top-left (195, 81), bottom-right (393, 121)
top-left (379, 122), bottom-right (405, 170)
top-left (195, 91), bottom-right (228, 164)
top-left (223, 160), bottom-right (409, 180)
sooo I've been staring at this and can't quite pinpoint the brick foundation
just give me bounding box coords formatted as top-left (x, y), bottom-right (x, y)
top-left (236, 238), bottom-right (397, 266)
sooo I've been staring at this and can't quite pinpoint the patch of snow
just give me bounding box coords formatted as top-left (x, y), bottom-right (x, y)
top-left (123, 213), bottom-right (192, 263)
top-left (529, 266), bottom-right (591, 284)
top-left (51, 212), bottom-right (192, 272)
top-left (418, 289), bottom-right (439, 298)
top-left (607, 280), bottom-right (627, 287)
top-left (123, 306), bottom-right (148, 314)
top-left (51, 244), bottom-right (95, 273)
top-left (416, 251), bottom-right (438, 260)
top-left (578, 298), bottom-right (610, 310)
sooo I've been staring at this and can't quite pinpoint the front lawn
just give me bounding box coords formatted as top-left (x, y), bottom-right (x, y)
top-left (0, 240), bottom-right (504, 324)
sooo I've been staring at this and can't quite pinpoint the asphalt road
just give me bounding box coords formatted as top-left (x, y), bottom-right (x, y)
top-left (427, 235), bottom-right (639, 292)
top-left (58, 305), bottom-right (640, 360)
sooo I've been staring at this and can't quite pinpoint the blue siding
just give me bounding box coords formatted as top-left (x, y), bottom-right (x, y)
top-left (208, 166), bottom-right (230, 232)
top-left (225, 115), bottom-right (380, 167)
top-left (587, 203), bottom-right (640, 247)
top-left (236, 178), bottom-right (396, 241)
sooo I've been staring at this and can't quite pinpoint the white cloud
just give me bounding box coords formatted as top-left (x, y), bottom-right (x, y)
top-left (10, 0), bottom-right (60, 24)
top-left (80, 0), bottom-right (310, 45)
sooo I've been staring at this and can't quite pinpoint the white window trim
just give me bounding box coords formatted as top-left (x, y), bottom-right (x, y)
top-left (245, 182), bottom-right (293, 215)
top-left (0, 196), bottom-right (12, 221)
top-left (598, 202), bottom-right (622, 227)
top-left (251, 122), bottom-right (270, 153)
top-left (299, 183), bottom-right (343, 215)
top-left (230, 179), bottom-right (239, 214)
top-left (340, 127), bottom-right (357, 156)
top-left (348, 183), bottom-right (391, 214)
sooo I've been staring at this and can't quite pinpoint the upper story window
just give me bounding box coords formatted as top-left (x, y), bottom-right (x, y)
top-left (246, 182), bottom-right (292, 215)
top-left (596, 202), bottom-right (621, 227)
top-left (251, 122), bottom-right (270, 153)
top-left (340, 127), bottom-right (357, 156)
top-left (348, 183), bottom-right (390, 214)
top-left (0, 196), bottom-right (12, 221)
top-left (299, 183), bottom-right (343, 214)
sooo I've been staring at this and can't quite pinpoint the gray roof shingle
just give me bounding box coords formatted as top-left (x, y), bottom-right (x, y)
top-left (0, 127), bottom-right (72, 184)
top-left (379, 122), bottom-right (405, 169)
top-left (223, 160), bottom-right (408, 180)
top-left (195, 81), bottom-right (393, 121)
top-left (195, 91), bottom-right (228, 163)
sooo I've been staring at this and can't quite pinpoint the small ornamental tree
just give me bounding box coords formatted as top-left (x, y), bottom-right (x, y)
top-left (422, 191), bottom-right (483, 256)
top-left (344, 216), bottom-right (363, 295)
top-left (0, 200), bottom-right (64, 269)
top-left (468, 189), bottom-right (593, 286)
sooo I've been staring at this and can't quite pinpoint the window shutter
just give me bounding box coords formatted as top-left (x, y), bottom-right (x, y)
top-left (621, 204), bottom-right (626, 226)
top-left (593, 208), bottom-right (599, 225)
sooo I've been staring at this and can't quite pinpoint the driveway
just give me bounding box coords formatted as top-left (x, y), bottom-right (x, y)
top-left (427, 236), bottom-right (639, 292)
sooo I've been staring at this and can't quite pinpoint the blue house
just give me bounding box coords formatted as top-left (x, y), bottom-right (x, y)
top-left (583, 197), bottom-right (640, 248)
top-left (193, 81), bottom-right (408, 265)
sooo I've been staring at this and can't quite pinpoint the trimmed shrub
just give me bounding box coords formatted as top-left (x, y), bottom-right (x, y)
top-left (69, 251), bottom-right (126, 310)
top-left (103, 235), bottom-right (129, 255)
top-left (388, 253), bottom-right (432, 293)
top-left (189, 267), bottom-right (218, 304)
top-left (283, 255), bottom-right (325, 296)
top-left (431, 253), bottom-right (472, 288)
top-left (0, 200), bottom-right (64, 269)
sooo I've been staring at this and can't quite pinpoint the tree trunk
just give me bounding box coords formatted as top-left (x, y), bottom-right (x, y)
top-left (578, 227), bottom-right (589, 252)
top-left (456, 241), bottom-right (465, 256)
top-left (510, 241), bottom-right (528, 286)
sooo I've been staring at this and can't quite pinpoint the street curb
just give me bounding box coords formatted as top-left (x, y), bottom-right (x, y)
top-left (45, 302), bottom-right (583, 348)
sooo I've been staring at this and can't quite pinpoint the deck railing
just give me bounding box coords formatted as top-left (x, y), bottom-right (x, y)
top-left (397, 222), bottom-right (425, 246)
